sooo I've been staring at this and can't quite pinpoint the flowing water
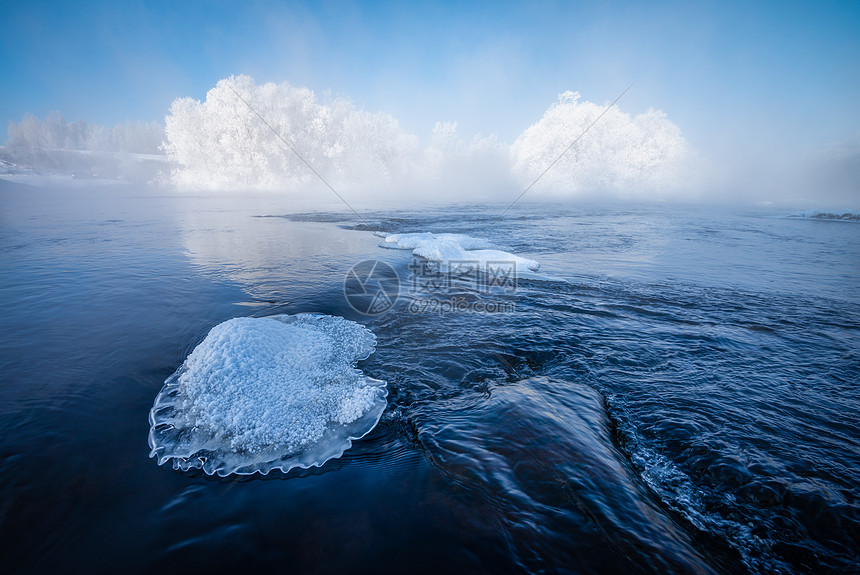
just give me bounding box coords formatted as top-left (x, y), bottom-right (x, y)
top-left (1, 181), bottom-right (858, 574)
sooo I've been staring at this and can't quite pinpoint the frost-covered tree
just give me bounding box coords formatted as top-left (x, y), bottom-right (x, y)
top-left (3, 112), bottom-right (166, 180)
top-left (510, 91), bottom-right (688, 196)
top-left (5, 113), bottom-right (164, 154)
top-left (163, 77), bottom-right (689, 197)
top-left (163, 75), bottom-right (420, 190)
top-left (7, 113), bottom-right (48, 150)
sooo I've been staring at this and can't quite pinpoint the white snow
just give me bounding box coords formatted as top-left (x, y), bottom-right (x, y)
top-left (383, 232), bottom-right (541, 273)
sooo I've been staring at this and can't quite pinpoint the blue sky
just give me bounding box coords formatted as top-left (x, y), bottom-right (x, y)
top-left (2, 0), bottom-right (859, 160)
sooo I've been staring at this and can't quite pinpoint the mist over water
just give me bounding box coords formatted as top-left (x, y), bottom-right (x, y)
top-left (2, 74), bottom-right (855, 210)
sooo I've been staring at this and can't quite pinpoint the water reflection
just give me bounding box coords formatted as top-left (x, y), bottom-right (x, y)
top-left (170, 195), bottom-right (405, 309)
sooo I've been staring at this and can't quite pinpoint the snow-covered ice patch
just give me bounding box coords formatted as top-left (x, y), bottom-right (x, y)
top-left (148, 313), bottom-right (386, 476)
top-left (382, 232), bottom-right (541, 275)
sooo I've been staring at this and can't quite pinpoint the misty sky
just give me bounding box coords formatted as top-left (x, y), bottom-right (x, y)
top-left (2, 0), bottom-right (859, 164)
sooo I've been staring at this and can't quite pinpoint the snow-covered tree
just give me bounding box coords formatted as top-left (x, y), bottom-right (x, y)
top-left (163, 75), bottom-right (420, 190)
top-left (5, 114), bottom-right (163, 154)
top-left (163, 77), bottom-right (689, 197)
top-left (510, 91), bottom-right (688, 197)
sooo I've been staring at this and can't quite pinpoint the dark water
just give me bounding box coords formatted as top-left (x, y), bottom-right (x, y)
top-left (1, 181), bottom-right (859, 574)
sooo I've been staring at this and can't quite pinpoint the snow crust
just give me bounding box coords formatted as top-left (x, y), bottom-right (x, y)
top-left (383, 232), bottom-right (540, 273)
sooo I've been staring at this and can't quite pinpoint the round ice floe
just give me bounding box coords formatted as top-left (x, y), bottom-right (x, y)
top-left (148, 314), bottom-right (386, 476)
